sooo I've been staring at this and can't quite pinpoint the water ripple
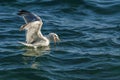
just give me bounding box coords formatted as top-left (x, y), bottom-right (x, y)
top-left (0, 0), bottom-right (120, 80)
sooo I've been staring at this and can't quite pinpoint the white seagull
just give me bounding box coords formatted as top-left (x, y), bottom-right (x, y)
top-left (17, 10), bottom-right (60, 48)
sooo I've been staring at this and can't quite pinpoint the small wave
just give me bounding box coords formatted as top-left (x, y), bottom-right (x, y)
top-left (83, 0), bottom-right (120, 14)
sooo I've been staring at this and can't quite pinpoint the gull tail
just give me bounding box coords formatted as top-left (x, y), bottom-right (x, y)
top-left (18, 41), bottom-right (37, 49)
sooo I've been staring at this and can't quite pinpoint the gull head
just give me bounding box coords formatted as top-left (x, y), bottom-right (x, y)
top-left (48, 33), bottom-right (60, 45)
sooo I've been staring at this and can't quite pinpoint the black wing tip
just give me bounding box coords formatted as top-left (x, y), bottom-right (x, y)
top-left (17, 9), bottom-right (30, 15)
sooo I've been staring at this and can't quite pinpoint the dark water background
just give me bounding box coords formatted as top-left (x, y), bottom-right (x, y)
top-left (0, 0), bottom-right (120, 80)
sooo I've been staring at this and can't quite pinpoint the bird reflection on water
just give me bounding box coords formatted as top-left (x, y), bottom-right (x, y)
top-left (22, 46), bottom-right (50, 57)
top-left (21, 46), bottom-right (51, 69)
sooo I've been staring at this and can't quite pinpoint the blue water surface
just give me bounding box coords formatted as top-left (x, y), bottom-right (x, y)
top-left (0, 0), bottom-right (120, 80)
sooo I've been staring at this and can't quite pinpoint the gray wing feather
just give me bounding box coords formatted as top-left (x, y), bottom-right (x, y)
top-left (23, 13), bottom-right (42, 24)
top-left (20, 21), bottom-right (42, 44)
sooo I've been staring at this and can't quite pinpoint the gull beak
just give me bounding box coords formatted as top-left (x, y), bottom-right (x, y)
top-left (53, 36), bottom-right (60, 45)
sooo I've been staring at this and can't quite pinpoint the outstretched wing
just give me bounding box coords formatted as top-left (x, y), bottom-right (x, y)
top-left (20, 21), bottom-right (42, 44)
top-left (17, 10), bottom-right (42, 24)
top-left (23, 13), bottom-right (42, 24)
top-left (18, 10), bottom-right (43, 43)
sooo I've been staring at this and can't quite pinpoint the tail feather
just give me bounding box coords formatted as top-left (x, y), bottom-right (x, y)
top-left (18, 42), bottom-right (36, 48)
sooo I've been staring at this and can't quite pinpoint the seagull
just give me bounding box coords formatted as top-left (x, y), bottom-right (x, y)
top-left (17, 10), bottom-right (60, 48)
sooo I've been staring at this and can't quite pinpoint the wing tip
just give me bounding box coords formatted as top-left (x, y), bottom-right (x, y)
top-left (17, 9), bottom-right (30, 15)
